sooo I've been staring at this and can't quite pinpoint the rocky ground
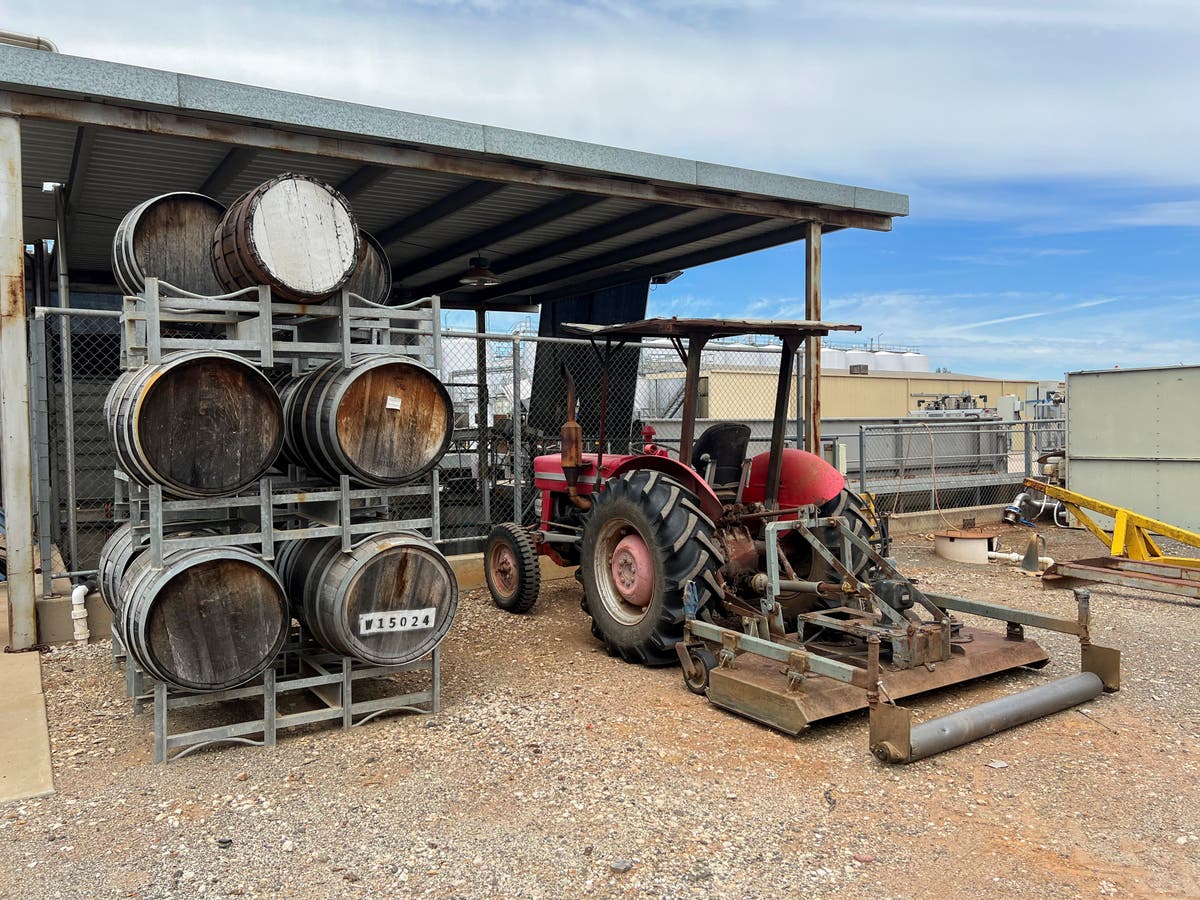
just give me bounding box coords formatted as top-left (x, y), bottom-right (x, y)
top-left (1, 525), bottom-right (1197, 898)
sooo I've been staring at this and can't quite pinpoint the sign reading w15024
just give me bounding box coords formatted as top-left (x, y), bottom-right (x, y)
top-left (358, 608), bottom-right (436, 635)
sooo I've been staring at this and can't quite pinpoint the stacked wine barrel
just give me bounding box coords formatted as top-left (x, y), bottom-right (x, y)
top-left (101, 173), bottom-right (458, 693)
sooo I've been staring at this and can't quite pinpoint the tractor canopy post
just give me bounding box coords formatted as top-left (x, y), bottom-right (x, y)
top-left (677, 334), bottom-right (709, 465)
top-left (765, 335), bottom-right (802, 508)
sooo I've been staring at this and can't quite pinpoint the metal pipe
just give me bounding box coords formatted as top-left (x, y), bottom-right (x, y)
top-left (0, 30), bottom-right (59, 52)
top-left (52, 185), bottom-right (80, 572)
top-left (882, 672), bottom-right (1103, 764)
top-left (0, 115), bottom-right (38, 648)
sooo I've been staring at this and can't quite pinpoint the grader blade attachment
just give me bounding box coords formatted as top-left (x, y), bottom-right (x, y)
top-left (703, 626), bottom-right (1051, 735)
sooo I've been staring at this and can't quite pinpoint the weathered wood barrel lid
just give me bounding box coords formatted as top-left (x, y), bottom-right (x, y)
top-left (112, 192), bottom-right (227, 297)
top-left (281, 356), bottom-right (452, 485)
top-left (277, 532), bottom-right (458, 666)
top-left (119, 546), bottom-right (290, 692)
top-left (105, 350), bottom-right (283, 497)
top-left (338, 533), bottom-right (457, 665)
top-left (346, 230), bottom-right (393, 305)
top-left (211, 173), bottom-right (360, 302)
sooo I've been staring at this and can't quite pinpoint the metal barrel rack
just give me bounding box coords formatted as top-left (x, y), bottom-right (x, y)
top-left (115, 625), bottom-right (440, 763)
top-left (108, 277), bottom-right (450, 760)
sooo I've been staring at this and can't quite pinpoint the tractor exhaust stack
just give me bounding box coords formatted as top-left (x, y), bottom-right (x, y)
top-left (559, 365), bottom-right (591, 510)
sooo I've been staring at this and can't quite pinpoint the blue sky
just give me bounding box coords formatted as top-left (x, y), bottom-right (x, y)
top-left (11, 0), bottom-right (1198, 378)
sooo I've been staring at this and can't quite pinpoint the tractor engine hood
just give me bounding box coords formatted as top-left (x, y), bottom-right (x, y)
top-left (740, 448), bottom-right (845, 510)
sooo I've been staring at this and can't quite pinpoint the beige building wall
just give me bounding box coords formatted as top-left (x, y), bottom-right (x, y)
top-left (651, 368), bottom-right (1040, 420)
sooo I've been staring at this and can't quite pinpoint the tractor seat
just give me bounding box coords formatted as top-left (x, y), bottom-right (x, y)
top-left (691, 423), bottom-right (752, 498)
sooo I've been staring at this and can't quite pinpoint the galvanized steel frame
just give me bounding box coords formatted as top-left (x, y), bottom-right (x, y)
top-left (116, 627), bottom-right (440, 763)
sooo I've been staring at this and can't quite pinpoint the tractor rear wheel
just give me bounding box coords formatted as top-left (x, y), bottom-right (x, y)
top-left (485, 523), bottom-right (541, 614)
top-left (581, 470), bottom-right (722, 666)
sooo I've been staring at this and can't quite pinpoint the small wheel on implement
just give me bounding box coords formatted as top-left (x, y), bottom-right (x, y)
top-left (682, 646), bottom-right (718, 695)
top-left (485, 523), bottom-right (541, 614)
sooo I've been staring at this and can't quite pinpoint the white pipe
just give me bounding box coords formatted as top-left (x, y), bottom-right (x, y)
top-left (987, 550), bottom-right (1055, 568)
top-left (70, 584), bottom-right (90, 646)
top-left (0, 30), bottom-right (59, 52)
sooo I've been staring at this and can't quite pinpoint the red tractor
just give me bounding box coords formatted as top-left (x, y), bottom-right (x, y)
top-left (484, 318), bottom-right (1119, 762)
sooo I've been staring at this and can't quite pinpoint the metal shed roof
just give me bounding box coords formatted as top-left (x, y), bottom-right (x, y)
top-left (2, 45), bottom-right (908, 309)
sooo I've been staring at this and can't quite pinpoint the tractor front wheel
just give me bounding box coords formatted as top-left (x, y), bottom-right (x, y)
top-left (581, 470), bottom-right (722, 666)
top-left (485, 523), bottom-right (542, 614)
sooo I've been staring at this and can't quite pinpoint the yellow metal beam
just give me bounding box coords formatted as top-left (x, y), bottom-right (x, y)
top-left (1024, 479), bottom-right (1200, 564)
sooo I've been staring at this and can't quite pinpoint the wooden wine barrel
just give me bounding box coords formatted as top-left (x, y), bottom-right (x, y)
top-left (280, 356), bottom-right (452, 485)
top-left (276, 532), bottom-right (457, 665)
top-left (211, 173), bottom-right (360, 302)
top-left (346, 230), bottom-right (393, 305)
top-left (105, 350), bottom-right (283, 498)
top-left (118, 546), bottom-right (290, 691)
top-left (112, 192), bottom-right (226, 297)
top-left (98, 521), bottom-right (229, 613)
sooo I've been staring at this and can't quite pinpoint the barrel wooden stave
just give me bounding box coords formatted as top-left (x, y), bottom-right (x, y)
top-left (105, 350), bottom-right (283, 498)
top-left (277, 533), bottom-right (457, 665)
top-left (113, 192), bottom-right (226, 297)
top-left (118, 546), bottom-right (289, 692)
top-left (346, 230), bottom-right (392, 305)
top-left (211, 173), bottom-right (360, 303)
top-left (282, 356), bottom-right (452, 486)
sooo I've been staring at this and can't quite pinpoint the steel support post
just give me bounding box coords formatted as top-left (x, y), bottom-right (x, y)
top-left (52, 184), bottom-right (79, 571)
top-left (677, 336), bottom-right (707, 465)
top-left (0, 115), bottom-right (37, 648)
top-left (511, 338), bottom-right (522, 524)
top-left (802, 221), bottom-right (821, 453)
top-left (475, 310), bottom-right (490, 527)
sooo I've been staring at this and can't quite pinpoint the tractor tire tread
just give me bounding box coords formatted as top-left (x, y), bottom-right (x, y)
top-left (485, 523), bottom-right (542, 614)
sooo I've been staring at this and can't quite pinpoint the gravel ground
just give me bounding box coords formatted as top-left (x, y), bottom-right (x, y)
top-left (1, 525), bottom-right (1197, 898)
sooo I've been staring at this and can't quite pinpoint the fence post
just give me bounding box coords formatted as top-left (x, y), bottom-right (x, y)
top-left (858, 425), bottom-right (868, 494)
top-left (430, 295), bottom-right (442, 542)
top-left (474, 313), bottom-right (491, 529)
top-left (28, 311), bottom-right (54, 597)
top-left (511, 337), bottom-right (522, 525)
top-left (1023, 420), bottom-right (1032, 477)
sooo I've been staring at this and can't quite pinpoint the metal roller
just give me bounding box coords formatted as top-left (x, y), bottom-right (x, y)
top-left (871, 671), bottom-right (1104, 764)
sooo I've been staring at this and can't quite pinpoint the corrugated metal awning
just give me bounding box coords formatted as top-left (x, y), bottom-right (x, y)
top-left (4, 46), bottom-right (908, 309)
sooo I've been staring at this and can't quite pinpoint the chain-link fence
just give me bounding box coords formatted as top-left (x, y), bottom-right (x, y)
top-left (855, 419), bottom-right (1067, 515)
top-left (28, 303), bottom-right (1063, 583)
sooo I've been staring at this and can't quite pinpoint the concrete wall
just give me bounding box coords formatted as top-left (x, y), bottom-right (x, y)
top-left (1067, 366), bottom-right (1200, 530)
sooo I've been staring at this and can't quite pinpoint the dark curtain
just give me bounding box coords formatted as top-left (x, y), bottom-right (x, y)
top-left (528, 280), bottom-right (649, 450)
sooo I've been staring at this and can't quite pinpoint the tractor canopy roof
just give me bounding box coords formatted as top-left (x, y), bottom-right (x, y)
top-left (561, 317), bottom-right (861, 343)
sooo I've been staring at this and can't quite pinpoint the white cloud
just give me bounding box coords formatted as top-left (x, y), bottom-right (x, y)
top-left (722, 288), bottom-right (1200, 378)
top-left (10, 0), bottom-right (1200, 197)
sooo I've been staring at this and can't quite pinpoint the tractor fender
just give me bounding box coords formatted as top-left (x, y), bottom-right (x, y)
top-left (741, 448), bottom-right (845, 510)
top-left (606, 455), bottom-right (724, 522)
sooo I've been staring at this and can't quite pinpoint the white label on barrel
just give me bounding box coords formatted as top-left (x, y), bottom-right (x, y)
top-left (386, 395), bottom-right (402, 411)
top-left (358, 607), bottom-right (436, 635)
